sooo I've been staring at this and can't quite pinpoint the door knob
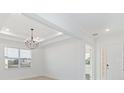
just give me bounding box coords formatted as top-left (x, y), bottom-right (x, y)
top-left (107, 64), bottom-right (109, 69)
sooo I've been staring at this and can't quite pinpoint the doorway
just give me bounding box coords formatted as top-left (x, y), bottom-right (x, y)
top-left (100, 44), bottom-right (124, 80)
top-left (85, 44), bottom-right (94, 80)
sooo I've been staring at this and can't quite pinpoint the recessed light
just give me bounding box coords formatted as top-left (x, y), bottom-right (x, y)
top-left (105, 29), bottom-right (110, 32)
top-left (5, 28), bottom-right (10, 32)
top-left (1, 27), bottom-right (10, 32)
top-left (36, 37), bottom-right (40, 40)
top-left (57, 32), bottom-right (63, 35)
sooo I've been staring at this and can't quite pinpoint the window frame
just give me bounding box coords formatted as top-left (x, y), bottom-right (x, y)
top-left (4, 47), bottom-right (32, 69)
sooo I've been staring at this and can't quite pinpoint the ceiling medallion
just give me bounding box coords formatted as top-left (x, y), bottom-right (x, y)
top-left (25, 28), bottom-right (39, 49)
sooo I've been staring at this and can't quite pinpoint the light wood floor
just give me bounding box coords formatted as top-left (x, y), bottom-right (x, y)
top-left (22, 76), bottom-right (56, 80)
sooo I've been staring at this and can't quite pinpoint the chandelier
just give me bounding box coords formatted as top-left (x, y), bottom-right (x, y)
top-left (25, 28), bottom-right (39, 49)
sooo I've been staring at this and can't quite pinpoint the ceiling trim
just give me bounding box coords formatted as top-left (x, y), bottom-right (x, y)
top-left (22, 13), bottom-right (82, 40)
top-left (0, 30), bottom-right (68, 44)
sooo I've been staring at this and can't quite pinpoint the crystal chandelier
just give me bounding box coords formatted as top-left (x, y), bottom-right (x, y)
top-left (25, 28), bottom-right (39, 49)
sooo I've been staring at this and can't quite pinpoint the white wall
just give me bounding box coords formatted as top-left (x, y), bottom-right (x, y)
top-left (43, 38), bottom-right (84, 80)
top-left (0, 38), bottom-right (45, 80)
top-left (0, 37), bottom-right (87, 80)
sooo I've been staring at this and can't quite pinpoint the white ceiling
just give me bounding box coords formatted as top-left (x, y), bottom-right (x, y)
top-left (36, 13), bottom-right (124, 38)
top-left (1, 13), bottom-right (124, 43)
top-left (0, 13), bottom-right (68, 42)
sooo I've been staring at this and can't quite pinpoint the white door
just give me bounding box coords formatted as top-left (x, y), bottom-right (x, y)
top-left (106, 44), bottom-right (124, 80)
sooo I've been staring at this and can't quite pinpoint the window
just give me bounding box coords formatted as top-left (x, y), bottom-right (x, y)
top-left (4, 47), bottom-right (32, 69)
top-left (20, 49), bottom-right (31, 68)
top-left (5, 48), bottom-right (19, 68)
